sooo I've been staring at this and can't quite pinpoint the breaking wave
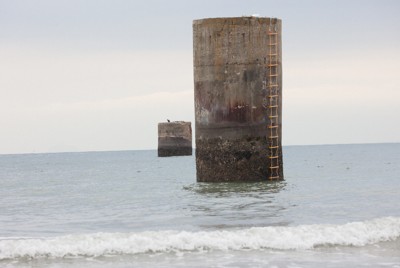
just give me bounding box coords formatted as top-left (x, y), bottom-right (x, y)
top-left (1, 217), bottom-right (399, 260)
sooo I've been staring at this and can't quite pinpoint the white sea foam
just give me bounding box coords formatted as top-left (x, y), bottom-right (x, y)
top-left (1, 217), bottom-right (399, 260)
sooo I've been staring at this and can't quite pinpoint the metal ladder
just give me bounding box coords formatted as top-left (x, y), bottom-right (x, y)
top-left (266, 19), bottom-right (281, 180)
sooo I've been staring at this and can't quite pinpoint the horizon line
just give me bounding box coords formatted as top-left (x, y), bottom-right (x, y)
top-left (1, 141), bottom-right (399, 156)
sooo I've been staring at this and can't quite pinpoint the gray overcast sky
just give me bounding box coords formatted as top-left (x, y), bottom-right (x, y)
top-left (0, 0), bottom-right (399, 154)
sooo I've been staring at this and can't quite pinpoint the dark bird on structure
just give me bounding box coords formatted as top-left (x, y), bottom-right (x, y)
top-left (167, 119), bottom-right (170, 122)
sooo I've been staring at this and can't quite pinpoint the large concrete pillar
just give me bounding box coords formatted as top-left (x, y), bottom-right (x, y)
top-left (158, 121), bottom-right (192, 157)
top-left (193, 17), bottom-right (283, 182)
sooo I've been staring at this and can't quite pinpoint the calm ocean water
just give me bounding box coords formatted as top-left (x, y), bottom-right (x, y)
top-left (0, 143), bottom-right (399, 267)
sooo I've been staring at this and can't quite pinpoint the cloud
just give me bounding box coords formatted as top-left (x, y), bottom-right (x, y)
top-left (0, 90), bottom-right (194, 154)
top-left (0, 46), bottom-right (193, 105)
top-left (282, 48), bottom-right (400, 145)
top-left (0, 45), bottom-right (195, 154)
top-left (45, 90), bottom-right (193, 112)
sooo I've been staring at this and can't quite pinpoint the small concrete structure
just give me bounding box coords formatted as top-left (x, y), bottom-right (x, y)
top-left (193, 17), bottom-right (283, 182)
top-left (158, 121), bottom-right (192, 157)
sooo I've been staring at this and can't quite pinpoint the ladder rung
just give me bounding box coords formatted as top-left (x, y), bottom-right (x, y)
top-left (269, 145), bottom-right (279, 149)
top-left (268, 105), bottom-right (278, 108)
top-left (269, 115), bottom-right (278, 118)
top-left (268, 74), bottom-right (278, 77)
top-left (268, 32), bottom-right (278, 35)
top-left (268, 43), bottom-right (278, 46)
top-left (269, 135), bottom-right (279, 139)
top-left (268, 64), bottom-right (278, 67)
top-left (269, 166), bottom-right (280, 169)
top-left (268, 176), bottom-right (280, 180)
top-left (268, 125), bottom-right (278, 129)
top-left (269, 54), bottom-right (278, 56)
top-left (269, 155), bottom-right (279, 159)
top-left (268, 84), bottom-right (279, 87)
top-left (268, 95), bottom-right (278, 98)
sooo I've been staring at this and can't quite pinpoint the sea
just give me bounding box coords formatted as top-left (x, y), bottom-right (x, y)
top-left (0, 143), bottom-right (399, 268)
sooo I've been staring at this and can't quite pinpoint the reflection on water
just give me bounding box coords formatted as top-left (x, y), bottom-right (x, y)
top-left (182, 181), bottom-right (291, 229)
top-left (184, 181), bottom-right (287, 197)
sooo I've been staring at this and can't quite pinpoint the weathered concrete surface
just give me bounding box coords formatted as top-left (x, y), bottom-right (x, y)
top-left (158, 121), bottom-right (192, 157)
top-left (193, 17), bottom-right (283, 182)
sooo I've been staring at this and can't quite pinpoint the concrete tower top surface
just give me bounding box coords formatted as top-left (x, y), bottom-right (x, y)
top-left (193, 16), bottom-right (281, 25)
